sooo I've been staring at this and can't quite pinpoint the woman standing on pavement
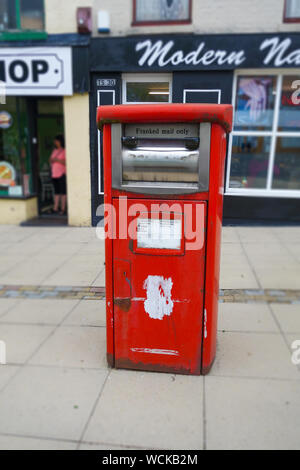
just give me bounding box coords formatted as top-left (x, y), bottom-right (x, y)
top-left (49, 134), bottom-right (67, 215)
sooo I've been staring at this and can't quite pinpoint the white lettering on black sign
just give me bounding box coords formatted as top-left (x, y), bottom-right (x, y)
top-left (135, 37), bottom-right (300, 68)
top-left (136, 40), bottom-right (246, 67)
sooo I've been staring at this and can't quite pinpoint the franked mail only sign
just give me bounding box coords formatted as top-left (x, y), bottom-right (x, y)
top-left (125, 123), bottom-right (199, 138)
top-left (0, 47), bottom-right (73, 96)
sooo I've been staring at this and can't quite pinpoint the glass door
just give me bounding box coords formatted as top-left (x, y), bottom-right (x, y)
top-left (36, 98), bottom-right (64, 214)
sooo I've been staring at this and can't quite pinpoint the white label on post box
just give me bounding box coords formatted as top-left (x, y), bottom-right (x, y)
top-left (137, 218), bottom-right (182, 250)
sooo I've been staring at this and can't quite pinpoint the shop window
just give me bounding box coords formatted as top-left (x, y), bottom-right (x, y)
top-left (227, 73), bottom-right (300, 196)
top-left (0, 97), bottom-right (34, 198)
top-left (132, 0), bottom-right (192, 25)
top-left (230, 136), bottom-right (271, 189)
top-left (122, 74), bottom-right (172, 103)
top-left (0, 0), bottom-right (45, 40)
top-left (284, 0), bottom-right (300, 22)
top-left (234, 76), bottom-right (276, 131)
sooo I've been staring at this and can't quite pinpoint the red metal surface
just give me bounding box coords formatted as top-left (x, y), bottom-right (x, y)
top-left (201, 125), bottom-right (227, 374)
top-left (103, 124), bottom-right (114, 367)
top-left (97, 103), bottom-right (233, 133)
top-left (101, 103), bottom-right (233, 375)
top-left (113, 198), bottom-right (206, 375)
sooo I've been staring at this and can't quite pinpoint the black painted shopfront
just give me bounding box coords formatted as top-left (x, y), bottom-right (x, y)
top-left (89, 32), bottom-right (300, 226)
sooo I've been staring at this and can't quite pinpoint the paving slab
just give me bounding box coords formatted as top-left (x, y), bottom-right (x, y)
top-left (0, 365), bottom-right (20, 391)
top-left (212, 331), bottom-right (300, 380)
top-left (220, 259), bottom-right (259, 289)
top-left (218, 302), bottom-right (278, 333)
top-left (0, 366), bottom-right (108, 441)
top-left (0, 299), bottom-right (20, 317)
top-left (42, 259), bottom-right (102, 287)
top-left (29, 326), bottom-right (107, 369)
top-left (0, 435), bottom-right (77, 450)
top-left (62, 299), bottom-right (106, 327)
top-left (220, 227), bottom-right (240, 244)
top-left (206, 376), bottom-right (300, 450)
top-left (0, 255), bottom-right (28, 276)
top-left (0, 324), bottom-right (54, 364)
top-left (91, 268), bottom-right (106, 287)
top-left (0, 299), bottom-right (78, 325)
top-left (79, 442), bottom-right (142, 450)
top-left (272, 227), bottom-right (300, 244)
top-left (236, 227), bottom-right (279, 244)
top-left (0, 254), bottom-right (72, 285)
top-left (254, 266), bottom-right (300, 290)
top-left (270, 304), bottom-right (300, 334)
top-left (83, 369), bottom-right (204, 450)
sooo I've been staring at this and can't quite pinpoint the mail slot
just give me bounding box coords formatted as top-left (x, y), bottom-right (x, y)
top-left (97, 103), bottom-right (233, 375)
top-left (111, 121), bottom-right (210, 193)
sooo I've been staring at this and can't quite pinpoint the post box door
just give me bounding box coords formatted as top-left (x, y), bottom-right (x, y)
top-left (112, 198), bottom-right (206, 375)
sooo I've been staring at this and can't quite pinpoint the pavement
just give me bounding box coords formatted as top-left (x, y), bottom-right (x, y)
top-left (0, 224), bottom-right (299, 450)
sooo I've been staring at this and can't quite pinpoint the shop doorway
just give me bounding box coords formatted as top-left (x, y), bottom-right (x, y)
top-left (35, 98), bottom-right (66, 219)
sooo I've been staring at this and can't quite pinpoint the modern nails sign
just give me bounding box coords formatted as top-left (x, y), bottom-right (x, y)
top-left (0, 47), bottom-right (73, 95)
top-left (90, 33), bottom-right (300, 71)
top-left (136, 37), bottom-right (300, 68)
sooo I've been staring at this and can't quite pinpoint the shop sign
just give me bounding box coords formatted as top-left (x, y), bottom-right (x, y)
top-left (0, 47), bottom-right (73, 96)
top-left (91, 33), bottom-right (300, 71)
top-left (135, 36), bottom-right (300, 68)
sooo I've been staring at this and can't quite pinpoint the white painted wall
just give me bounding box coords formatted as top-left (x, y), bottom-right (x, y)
top-left (45, 0), bottom-right (300, 36)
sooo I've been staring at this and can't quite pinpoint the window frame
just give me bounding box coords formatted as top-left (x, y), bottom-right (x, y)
top-left (122, 73), bottom-right (172, 104)
top-left (0, 0), bottom-right (46, 41)
top-left (283, 0), bottom-right (300, 23)
top-left (225, 69), bottom-right (300, 199)
top-left (132, 0), bottom-right (192, 26)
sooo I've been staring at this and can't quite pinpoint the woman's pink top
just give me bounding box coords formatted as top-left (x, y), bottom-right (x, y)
top-left (50, 148), bottom-right (66, 178)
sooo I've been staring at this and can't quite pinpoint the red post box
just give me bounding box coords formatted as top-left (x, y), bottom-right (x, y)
top-left (97, 103), bottom-right (233, 375)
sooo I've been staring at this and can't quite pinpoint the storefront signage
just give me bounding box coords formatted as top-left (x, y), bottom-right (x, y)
top-left (0, 47), bottom-right (73, 96)
top-left (125, 123), bottom-right (198, 138)
top-left (91, 33), bottom-right (300, 71)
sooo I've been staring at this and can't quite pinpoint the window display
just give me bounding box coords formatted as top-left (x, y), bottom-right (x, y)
top-left (234, 76), bottom-right (276, 131)
top-left (279, 75), bottom-right (300, 131)
top-left (229, 136), bottom-right (271, 189)
top-left (228, 73), bottom-right (300, 195)
top-left (0, 97), bottom-right (34, 198)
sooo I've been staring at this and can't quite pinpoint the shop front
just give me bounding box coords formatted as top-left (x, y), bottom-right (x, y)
top-left (90, 32), bottom-right (300, 225)
top-left (0, 35), bottom-right (89, 224)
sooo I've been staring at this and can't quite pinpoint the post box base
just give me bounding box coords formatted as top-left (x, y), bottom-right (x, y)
top-left (201, 356), bottom-right (216, 375)
top-left (107, 353), bottom-right (216, 375)
top-left (110, 357), bottom-right (201, 376)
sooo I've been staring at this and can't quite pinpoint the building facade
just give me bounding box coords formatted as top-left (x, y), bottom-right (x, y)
top-left (0, 0), bottom-right (300, 225)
